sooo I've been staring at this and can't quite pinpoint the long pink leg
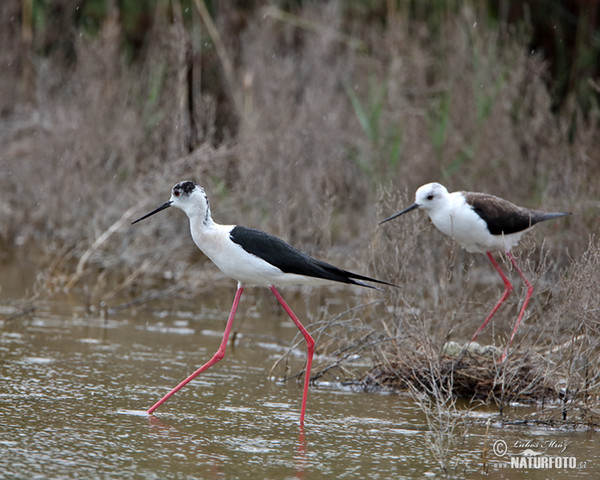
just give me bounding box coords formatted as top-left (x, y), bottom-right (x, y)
top-left (146, 283), bottom-right (245, 414)
top-left (270, 286), bottom-right (315, 426)
top-left (499, 252), bottom-right (533, 363)
top-left (471, 251), bottom-right (513, 342)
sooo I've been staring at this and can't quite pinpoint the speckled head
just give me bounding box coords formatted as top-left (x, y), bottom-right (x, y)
top-left (170, 180), bottom-right (212, 224)
top-left (131, 180), bottom-right (210, 225)
top-left (173, 180), bottom-right (197, 197)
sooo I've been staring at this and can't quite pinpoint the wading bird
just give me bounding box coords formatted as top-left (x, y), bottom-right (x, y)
top-left (132, 180), bottom-right (395, 424)
top-left (380, 182), bottom-right (570, 362)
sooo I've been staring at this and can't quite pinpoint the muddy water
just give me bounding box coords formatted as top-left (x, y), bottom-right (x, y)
top-left (1, 274), bottom-right (599, 478)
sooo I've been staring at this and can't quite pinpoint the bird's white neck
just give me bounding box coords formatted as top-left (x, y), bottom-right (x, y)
top-left (175, 189), bottom-right (213, 227)
top-left (424, 192), bottom-right (460, 238)
top-left (186, 204), bottom-right (214, 231)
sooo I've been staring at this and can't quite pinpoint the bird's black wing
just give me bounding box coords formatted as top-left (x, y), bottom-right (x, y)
top-left (229, 226), bottom-right (395, 288)
top-left (464, 192), bottom-right (570, 235)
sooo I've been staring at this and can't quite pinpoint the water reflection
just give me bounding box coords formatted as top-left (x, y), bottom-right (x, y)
top-left (1, 293), bottom-right (599, 479)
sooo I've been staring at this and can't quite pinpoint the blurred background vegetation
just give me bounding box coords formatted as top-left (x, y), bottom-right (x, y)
top-left (0, 0), bottom-right (598, 298)
top-left (11, 0), bottom-right (600, 114)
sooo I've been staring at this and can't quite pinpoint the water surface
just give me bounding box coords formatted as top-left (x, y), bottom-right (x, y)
top-left (1, 282), bottom-right (598, 479)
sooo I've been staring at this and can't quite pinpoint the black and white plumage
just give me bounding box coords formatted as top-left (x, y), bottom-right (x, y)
top-left (132, 180), bottom-right (395, 424)
top-left (380, 182), bottom-right (571, 362)
top-left (227, 225), bottom-right (391, 288)
top-left (380, 182), bottom-right (570, 253)
top-left (133, 181), bottom-right (393, 289)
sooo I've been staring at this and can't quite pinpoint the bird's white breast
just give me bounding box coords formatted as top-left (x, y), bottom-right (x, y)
top-left (427, 192), bottom-right (523, 253)
top-left (188, 221), bottom-right (336, 286)
top-left (188, 222), bottom-right (281, 285)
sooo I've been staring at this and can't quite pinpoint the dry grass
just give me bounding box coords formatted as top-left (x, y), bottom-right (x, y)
top-left (1, 1), bottom-right (599, 441)
top-left (362, 350), bottom-right (558, 406)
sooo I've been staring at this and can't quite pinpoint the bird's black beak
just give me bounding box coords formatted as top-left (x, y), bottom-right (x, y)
top-left (379, 203), bottom-right (419, 225)
top-left (132, 201), bottom-right (173, 225)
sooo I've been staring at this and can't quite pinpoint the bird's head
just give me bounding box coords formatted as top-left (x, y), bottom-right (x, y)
top-left (132, 180), bottom-right (211, 225)
top-left (379, 182), bottom-right (450, 224)
top-left (413, 182), bottom-right (449, 212)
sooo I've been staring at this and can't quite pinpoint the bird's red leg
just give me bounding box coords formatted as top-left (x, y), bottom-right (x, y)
top-left (270, 286), bottom-right (315, 426)
top-left (499, 252), bottom-right (533, 362)
top-left (146, 283), bottom-right (245, 414)
top-left (471, 252), bottom-right (513, 342)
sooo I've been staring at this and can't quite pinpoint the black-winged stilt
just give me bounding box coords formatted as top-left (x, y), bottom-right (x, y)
top-left (132, 180), bottom-right (395, 424)
top-left (380, 182), bottom-right (571, 362)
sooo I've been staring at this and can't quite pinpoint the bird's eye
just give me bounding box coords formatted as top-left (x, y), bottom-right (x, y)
top-left (174, 190), bottom-right (180, 197)
top-left (427, 194), bottom-right (434, 200)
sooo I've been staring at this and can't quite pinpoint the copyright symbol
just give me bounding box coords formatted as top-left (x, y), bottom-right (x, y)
top-left (493, 439), bottom-right (508, 457)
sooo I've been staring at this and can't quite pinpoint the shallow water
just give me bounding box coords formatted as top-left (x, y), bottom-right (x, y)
top-left (1, 281), bottom-right (598, 479)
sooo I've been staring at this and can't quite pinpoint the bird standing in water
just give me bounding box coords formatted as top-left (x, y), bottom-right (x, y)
top-left (132, 180), bottom-right (395, 424)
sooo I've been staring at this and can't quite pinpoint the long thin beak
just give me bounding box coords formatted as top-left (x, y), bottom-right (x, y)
top-left (379, 203), bottom-right (419, 224)
top-left (131, 201), bottom-right (173, 225)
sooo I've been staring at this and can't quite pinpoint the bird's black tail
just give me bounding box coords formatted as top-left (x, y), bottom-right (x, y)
top-left (532, 211), bottom-right (572, 225)
top-left (316, 262), bottom-right (399, 290)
